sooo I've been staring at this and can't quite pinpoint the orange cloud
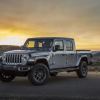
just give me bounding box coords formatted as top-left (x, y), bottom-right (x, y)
top-left (0, 0), bottom-right (100, 50)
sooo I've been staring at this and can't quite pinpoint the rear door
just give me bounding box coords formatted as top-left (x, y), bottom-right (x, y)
top-left (64, 40), bottom-right (77, 67)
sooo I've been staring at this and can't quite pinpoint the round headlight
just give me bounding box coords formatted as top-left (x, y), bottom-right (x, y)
top-left (21, 54), bottom-right (29, 65)
top-left (2, 54), bottom-right (6, 61)
top-left (0, 56), bottom-right (2, 62)
top-left (0, 56), bottom-right (2, 59)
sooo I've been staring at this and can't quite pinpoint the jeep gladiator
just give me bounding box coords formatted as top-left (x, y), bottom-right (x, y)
top-left (0, 37), bottom-right (92, 85)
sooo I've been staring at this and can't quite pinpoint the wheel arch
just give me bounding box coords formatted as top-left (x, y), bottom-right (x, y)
top-left (77, 56), bottom-right (88, 66)
top-left (80, 57), bottom-right (88, 65)
top-left (35, 58), bottom-right (49, 68)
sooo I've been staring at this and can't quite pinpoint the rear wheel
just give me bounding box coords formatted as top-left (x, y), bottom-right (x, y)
top-left (28, 63), bottom-right (49, 85)
top-left (0, 72), bottom-right (15, 82)
top-left (76, 61), bottom-right (88, 78)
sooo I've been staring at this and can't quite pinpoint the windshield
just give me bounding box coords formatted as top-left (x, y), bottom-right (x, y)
top-left (23, 38), bottom-right (53, 51)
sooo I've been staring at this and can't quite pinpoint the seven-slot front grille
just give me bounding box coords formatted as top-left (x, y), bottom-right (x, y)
top-left (3, 54), bottom-right (22, 65)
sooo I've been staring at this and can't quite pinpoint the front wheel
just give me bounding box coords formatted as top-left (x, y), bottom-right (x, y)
top-left (76, 61), bottom-right (88, 78)
top-left (28, 63), bottom-right (49, 85)
top-left (0, 72), bottom-right (15, 82)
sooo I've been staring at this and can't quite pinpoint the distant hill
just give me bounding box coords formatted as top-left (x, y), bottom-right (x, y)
top-left (92, 51), bottom-right (100, 63)
top-left (0, 45), bottom-right (20, 55)
top-left (92, 51), bottom-right (100, 56)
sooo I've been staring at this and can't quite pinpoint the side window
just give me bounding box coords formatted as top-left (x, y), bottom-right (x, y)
top-left (54, 40), bottom-right (64, 51)
top-left (65, 41), bottom-right (73, 51)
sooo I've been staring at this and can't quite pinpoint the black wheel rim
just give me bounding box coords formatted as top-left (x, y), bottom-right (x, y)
top-left (33, 68), bottom-right (46, 83)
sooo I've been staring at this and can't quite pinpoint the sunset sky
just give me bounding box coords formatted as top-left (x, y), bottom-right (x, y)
top-left (0, 0), bottom-right (100, 50)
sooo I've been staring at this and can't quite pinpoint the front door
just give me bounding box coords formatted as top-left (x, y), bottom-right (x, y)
top-left (51, 40), bottom-right (66, 69)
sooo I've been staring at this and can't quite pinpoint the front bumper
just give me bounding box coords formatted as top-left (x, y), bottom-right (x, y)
top-left (0, 64), bottom-right (31, 72)
top-left (0, 59), bottom-right (35, 72)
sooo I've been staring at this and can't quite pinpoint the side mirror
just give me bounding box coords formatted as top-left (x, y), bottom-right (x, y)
top-left (53, 45), bottom-right (60, 52)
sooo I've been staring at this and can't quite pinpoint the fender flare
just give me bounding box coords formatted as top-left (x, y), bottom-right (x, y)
top-left (76, 55), bottom-right (88, 66)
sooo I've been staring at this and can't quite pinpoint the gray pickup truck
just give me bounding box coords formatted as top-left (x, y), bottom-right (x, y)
top-left (0, 37), bottom-right (92, 85)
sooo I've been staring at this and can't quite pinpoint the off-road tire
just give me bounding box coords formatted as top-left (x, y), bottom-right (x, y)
top-left (76, 61), bottom-right (88, 78)
top-left (28, 63), bottom-right (49, 85)
top-left (0, 72), bottom-right (15, 82)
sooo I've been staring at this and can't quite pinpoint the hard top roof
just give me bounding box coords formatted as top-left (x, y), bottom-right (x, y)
top-left (27, 37), bottom-right (74, 40)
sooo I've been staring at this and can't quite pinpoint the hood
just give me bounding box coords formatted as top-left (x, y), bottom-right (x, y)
top-left (4, 50), bottom-right (37, 54)
top-left (3, 50), bottom-right (50, 59)
top-left (4, 50), bottom-right (50, 56)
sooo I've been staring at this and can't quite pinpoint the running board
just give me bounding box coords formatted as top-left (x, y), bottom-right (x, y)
top-left (50, 67), bottom-right (79, 73)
